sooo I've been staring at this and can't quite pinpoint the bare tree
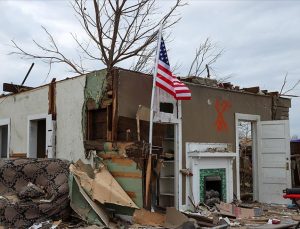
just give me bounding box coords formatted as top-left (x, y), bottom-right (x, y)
top-left (187, 38), bottom-right (223, 77)
top-left (279, 72), bottom-right (300, 96)
top-left (10, 0), bottom-right (186, 78)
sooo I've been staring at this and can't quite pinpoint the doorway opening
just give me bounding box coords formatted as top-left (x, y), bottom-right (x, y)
top-left (238, 121), bottom-right (254, 202)
top-left (28, 119), bottom-right (46, 158)
top-left (0, 125), bottom-right (9, 158)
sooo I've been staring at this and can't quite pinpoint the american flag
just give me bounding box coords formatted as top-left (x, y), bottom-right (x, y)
top-left (155, 37), bottom-right (191, 100)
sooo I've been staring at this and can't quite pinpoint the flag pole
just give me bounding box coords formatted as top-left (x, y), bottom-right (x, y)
top-left (145, 22), bottom-right (163, 207)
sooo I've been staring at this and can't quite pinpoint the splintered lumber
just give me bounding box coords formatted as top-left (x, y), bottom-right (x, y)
top-left (3, 83), bottom-right (33, 93)
top-left (183, 212), bottom-right (214, 227)
top-left (247, 222), bottom-right (298, 229)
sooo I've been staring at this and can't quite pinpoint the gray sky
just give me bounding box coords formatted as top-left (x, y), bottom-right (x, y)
top-left (0, 0), bottom-right (299, 136)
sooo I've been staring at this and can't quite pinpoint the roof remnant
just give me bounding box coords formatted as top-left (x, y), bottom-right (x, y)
top-left (0, 68), bottom-right (291, 101)
top-left (3, 83), bottom-right (33, 93)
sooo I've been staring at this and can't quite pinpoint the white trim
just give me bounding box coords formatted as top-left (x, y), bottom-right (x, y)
top-left (177, 101), bottom-right (183, 210)
top-left (235, 113), bottom-right (260, 201)
top-left (0, 118), bottom-right (10, 158)
top-left (27, 113), bottom-right (49, 158)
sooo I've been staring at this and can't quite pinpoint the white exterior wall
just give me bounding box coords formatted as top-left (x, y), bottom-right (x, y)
top-left (0, 87), bottom-right (49, 155)
top-left (55, 76), bottom-right (88, 163)
top-left (0, 75), bottom-right (88, 162)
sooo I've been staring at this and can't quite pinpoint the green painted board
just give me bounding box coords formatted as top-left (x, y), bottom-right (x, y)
top-left (104, 159), bottom-right (143, 208)
top-left (69, 174), bottom-right (107, 226)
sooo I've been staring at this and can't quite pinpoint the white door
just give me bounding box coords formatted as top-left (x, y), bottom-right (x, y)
top-left (258, 120), bottom-right (291, 204)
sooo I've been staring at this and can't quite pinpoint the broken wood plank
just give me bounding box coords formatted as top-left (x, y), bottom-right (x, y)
top-left (3, 83), bottom-right (33, 93)
top-left (84, 140), bottom-right (105, 150)
top-left (182, 212), bottom-right (214, 224)
top-left (111, 68), bottom-right (119, 141)
top-left (247, 222), bottom-right (298, 229)
top-left (48, 78), bottom-right (56, 120)
top-left (69, 175), bottom-right (109, 226)
top-left (243, 86), bottom-right (260, 94)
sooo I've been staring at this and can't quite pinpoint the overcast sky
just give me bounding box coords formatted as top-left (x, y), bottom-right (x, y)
top-left (0, 0), bottom-right (299, 137)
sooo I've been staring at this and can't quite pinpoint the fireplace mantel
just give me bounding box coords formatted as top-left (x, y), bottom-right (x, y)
top-left (188, 151), bottom-right (236, 158)
top-left (185, 143), bottom-right (234, 210)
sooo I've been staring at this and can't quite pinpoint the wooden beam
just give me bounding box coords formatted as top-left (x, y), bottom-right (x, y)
top-left (3, 83), bottom-right (33, 93)
top-left (48, 78), bottom-right (56, 120)
top-left (111, 68), bottom-right (119, 141)
top-left (84, 140), bottom-right (105, 151)
top-left (243, 86), bottom-right (260, 94)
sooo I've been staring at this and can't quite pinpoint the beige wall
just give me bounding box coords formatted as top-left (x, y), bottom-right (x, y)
top-left (0, 87), bottom-right (49, 155)
top-left (0, 75), bottom-right (88, 162)
top-left (55, 75), bottom-right (88, 162)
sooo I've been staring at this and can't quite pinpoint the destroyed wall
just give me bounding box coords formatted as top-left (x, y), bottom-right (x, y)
top-left (116, 69), bottom-right (291, 205)
top-left (81, 69), bottom-right (144, 209)
top-left (0, 87), bottom-right (49, 156)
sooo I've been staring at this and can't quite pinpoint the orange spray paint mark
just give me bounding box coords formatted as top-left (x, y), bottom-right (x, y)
top-left (215, 99), bottom-right (231, 132)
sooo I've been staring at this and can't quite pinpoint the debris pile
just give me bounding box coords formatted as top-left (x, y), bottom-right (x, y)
top-left (1, 158), bottom-right (300, 228)
top-left (206, 190), bottom-right (221, 207)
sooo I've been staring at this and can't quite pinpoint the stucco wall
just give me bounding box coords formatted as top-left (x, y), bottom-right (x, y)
top-left (55, 75), bottom-right (87, 162)
top-left (181, 84), bottom-right (272, 151)
top-left (0, 75), bottom-right (88, 162)
top-left (0, 87), bottom-right (49, 155)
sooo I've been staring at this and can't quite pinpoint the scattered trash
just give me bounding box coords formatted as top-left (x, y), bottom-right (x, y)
top-left (29, 220), bottom-right (61, 229)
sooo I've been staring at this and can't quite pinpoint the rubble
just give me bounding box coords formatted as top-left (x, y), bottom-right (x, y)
top-left (1, 158), bottom-right (300, 228)
top-left (69, 160), bottom-right (138, 208)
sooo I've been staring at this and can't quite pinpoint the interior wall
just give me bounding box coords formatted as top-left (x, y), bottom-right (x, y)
top-left (117, 70), bottom-right (274, 151)
top-left (117, 70), bottom-right (289, 205)
top-left (118, 69), bottom-right (152, 118)
top-left (181, 85), bottom-right (272, 151)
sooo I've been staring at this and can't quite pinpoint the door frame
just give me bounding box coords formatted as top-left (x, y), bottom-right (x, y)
top-left (235, 113), bottom-right (260, 200)
top-left (0, 118), bottom-right (10, 158)
top-left (27, 114), bottom-right (49, 158)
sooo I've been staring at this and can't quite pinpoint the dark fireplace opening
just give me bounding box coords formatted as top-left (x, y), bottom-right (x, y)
top-left (204, 175), bottom-right (222, 206)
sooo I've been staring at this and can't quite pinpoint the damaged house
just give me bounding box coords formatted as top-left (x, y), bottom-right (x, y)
top-left (0, 68), bottom-right (292, 214)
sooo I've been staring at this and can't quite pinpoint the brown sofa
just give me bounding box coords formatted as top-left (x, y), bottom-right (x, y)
top-left (0, 158), bottom-right (70, 228)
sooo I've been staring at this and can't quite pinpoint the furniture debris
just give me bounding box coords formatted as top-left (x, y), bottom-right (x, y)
top-left (0, 158), bottom-right (70, 228)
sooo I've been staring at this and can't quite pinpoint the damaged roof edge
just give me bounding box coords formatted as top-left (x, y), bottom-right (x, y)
top-left (1, 67), bottom-right (291, 104)
top-left (117, 68), bottom-right (292, 102)
top-left (0, 69), bottom-right (104, 98)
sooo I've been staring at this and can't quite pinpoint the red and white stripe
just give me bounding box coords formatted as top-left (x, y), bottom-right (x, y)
top-left (156, 59), bottom-right (191, 100)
